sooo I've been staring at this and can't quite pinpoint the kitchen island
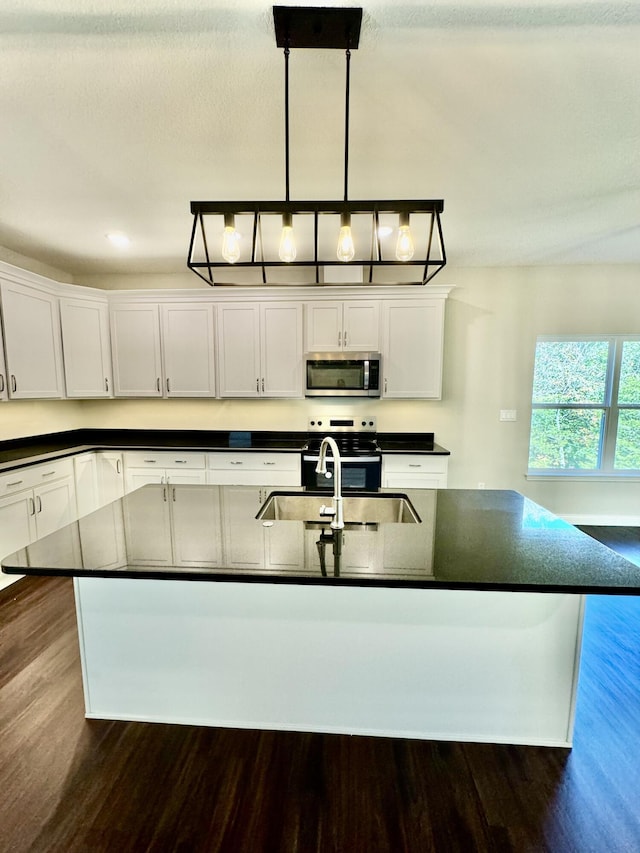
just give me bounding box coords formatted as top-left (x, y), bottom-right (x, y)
top-left (4, 486), bottom-right (639, 747)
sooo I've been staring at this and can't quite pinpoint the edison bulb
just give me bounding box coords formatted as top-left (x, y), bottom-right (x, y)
top-left (337, 212), bottom-right (355, 262)
top-left (395, 224), bottom-right (415, 262)
top-left (221, 213), bottom-right (241, 263)
top-left (279, 223), bottom-right (297, 262)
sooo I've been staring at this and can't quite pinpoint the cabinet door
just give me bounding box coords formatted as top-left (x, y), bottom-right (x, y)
top-left (0, 281), bottom-right (64, 399)
top-left (170, 484), bottom-right (223, 568)
top-left (125, 469), bottom-right (165, 493)
top-left (305, 302), bottom-right (342, 351)
top-left (343, 301), bottom-right (380, 351)
top-left (110, 303), bottom-right (163, 396)
top-left (0, 490), bottom-right (37, 570)
top-left (123, 485), bottom-right (173, 565)
top-left (34, 476), bottom-right (77, 538)
top-left (60, 296), bottom-right (112, 397)
top-left (0, 325), bottom-right (8, 402)
top-left (97, 452), bottom-right (125, 505)
top-left (74, 452), bottom-right (100, 517)
top-left (221, 486), bottom-right (265, 569)
top-left (264, 522), bottom-right (304, 571)
top-left (161, 303), bottom-right (216, 397)
top-left (216, 304), bottom-right (261, 397)
top-left (381, 300), bottom-right (445, 399)
top-left (261, 302), bottom-right (303, 397)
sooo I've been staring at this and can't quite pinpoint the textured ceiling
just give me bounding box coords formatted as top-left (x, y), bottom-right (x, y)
top-left (1, 1), bottom-right (639, 279)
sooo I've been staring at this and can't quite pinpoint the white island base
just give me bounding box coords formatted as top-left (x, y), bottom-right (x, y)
top-left (73, 578), bottom-right (585, 747)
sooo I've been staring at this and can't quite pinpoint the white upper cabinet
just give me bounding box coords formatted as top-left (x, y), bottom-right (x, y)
top-left (217, 302), bottom-right (303, 398)
top-left (381, 300), bottom-right (445, 399)
top-left (161, 303), bottom-right (216, 397)
top-left (0, 280), bottom-right (64, 399)
top-left (60, 296), bottom-right (112, 397)
top-left (110, 303), bottom-right (164, 396)
top-left (0, 323), bottom-right (7, 401)
top-left (110, 301), bottom-right (216, 398)
top-left (305, 300), bottom-right (380, 352)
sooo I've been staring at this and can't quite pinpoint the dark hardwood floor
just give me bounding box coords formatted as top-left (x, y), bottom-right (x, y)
top-left (2, 529), bottom-right (640, 852)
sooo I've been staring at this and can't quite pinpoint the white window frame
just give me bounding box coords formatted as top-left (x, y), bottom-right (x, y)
top-left (527, 334), bottom-right (640, 479)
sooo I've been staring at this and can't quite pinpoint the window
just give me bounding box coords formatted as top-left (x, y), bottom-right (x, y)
top-left (528, 336), bottom-right (640, 475)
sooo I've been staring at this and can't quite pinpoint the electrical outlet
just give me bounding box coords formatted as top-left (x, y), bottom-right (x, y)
top-left (478, 482), bottom-right (486, 489)
top-left (499, 409), bottom-right (517, 422)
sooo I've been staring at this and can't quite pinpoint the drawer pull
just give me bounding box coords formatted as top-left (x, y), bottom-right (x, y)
top-left (6, 480), bottom-right (23, 487)
top-left (143, 459), bottom-right (158, 463)
top-left (263, 461), bottom-right (276, 466)
top-left (173, 460), bottom-right (188, 464)
top-left (41, 470), bottom-right (57, 477)
top-left (408, 464), bottom-right (421, 468)
top-left (230, 461), bottom-right (243, 465)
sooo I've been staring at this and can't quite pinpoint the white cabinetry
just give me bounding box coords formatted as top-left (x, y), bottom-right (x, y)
top-left (0, 324), bottom-right (8, 401)
top-left (96, 452), bottom-right (125, 505)
top-left (207, 451), bottom-right (300, 486)
top-left (124, 451), bottom-right (207, 493)
top-left (110, 302), bottom-right (216, 397)
top-left (123, 483), bottom-right (223, 569)
top-left (381, 300), bottom-right (445, 399)
top-left (382, 454), bottom-right (448, 489)
top-left (73, 452), bottom-right (100, 517)
top-left (0, 458), bottom-right (79, 587)
top-left (0, 280), bottom-right (64, 399)
top-left (60, 296), bottom-right (112, 397)
top-left (216, 302), bottom-right (303, 398)
top-left (305, 300), bottom-right (380, 352)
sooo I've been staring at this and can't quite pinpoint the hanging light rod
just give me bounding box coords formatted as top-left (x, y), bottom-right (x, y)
top-left (187, 6), bottom-right (446, 287)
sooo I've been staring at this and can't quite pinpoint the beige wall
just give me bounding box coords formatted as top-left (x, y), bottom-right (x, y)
top-left (3, 262), bottom-right (640, 520)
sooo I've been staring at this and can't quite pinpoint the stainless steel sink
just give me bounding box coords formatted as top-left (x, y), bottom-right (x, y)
top-left (256, 492), bottom-right (421, 526)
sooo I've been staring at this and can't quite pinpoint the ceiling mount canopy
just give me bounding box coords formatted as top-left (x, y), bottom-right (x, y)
top-left (188, 5), bottom-right (446, 287)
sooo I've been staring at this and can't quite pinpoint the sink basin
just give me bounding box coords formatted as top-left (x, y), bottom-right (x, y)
top-left (256, 492), bottom-right (421, 526)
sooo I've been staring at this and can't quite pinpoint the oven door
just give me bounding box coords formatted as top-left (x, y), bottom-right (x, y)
top-left (302, 456), bottom-right (381, 492)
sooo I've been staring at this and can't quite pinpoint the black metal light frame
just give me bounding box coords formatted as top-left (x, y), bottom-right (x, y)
top-left (187, 7), bottom-right (446, 287)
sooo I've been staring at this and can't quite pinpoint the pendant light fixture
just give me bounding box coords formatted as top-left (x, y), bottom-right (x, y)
top-left (188, 6), bottom-right (446, 286)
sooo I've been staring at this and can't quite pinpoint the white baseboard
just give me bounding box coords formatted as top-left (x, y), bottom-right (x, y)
top-left (561, 514), bottom-right (640, 527)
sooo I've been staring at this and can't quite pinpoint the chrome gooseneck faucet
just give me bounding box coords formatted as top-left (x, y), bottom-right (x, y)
top-left (315, 436), bottom-right (344, 530)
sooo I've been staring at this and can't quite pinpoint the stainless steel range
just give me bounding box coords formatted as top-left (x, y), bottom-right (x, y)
top-left (302, 415), bottom-right (381, 492)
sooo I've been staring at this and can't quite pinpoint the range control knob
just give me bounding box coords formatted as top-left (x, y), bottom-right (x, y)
top-left (310, 420), bottom-right (316, 426)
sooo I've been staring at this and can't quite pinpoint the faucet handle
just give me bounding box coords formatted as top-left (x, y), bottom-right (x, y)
top-left (319, 504), bottom-right (336, 518)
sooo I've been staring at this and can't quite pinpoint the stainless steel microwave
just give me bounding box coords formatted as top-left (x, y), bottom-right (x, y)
top-left (305, 352), bottom-right (381, 397)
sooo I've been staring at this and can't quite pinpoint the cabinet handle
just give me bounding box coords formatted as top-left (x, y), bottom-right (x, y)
top-left (163, 487), bottom-right (167, 502)
top-left (263, 461), bottom-right (276, 466)
top-left (11, 375), bottom-right (17, 393)
top-left (157, 377), bottom-right (161, 392)
top-left (344, 330), bottom-right (347, 346)
top-left (167, 378), bottom-right (171, 393)
top-left (41, 470), bottom-right (56, 477)
top-left (256, 378), bottom-right (259, 392)
top-left (7, 479), bottom-right (23, 487)
top-left (172, 487), bottom-right (176, 502)
top-left (262, 378), bottom-right (264, 392)
top-left (230, 461), bottom-right (243, 465)
top-left (29, 497), bottom-right (36, 516)
top-left (173, 460), bottom-right (188, 464)
top-left (408, 464), bottom-right (421, 468)
top-left (36, 496), bottom-right (42, 513)
top-left (116, 459), bottom-right (121, 474)
top-left (143, 459), bottom-right (158, 463)
top-left (338, 331), bottom-right (341, 346)
top-left (0, 374), bottom-right (4, 392)
top-left (105, 377), bottom-right (109, 392)
top-left (384, 378), bottom-right (388, 393)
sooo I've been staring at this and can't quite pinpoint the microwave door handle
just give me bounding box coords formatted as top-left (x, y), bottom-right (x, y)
top-left (363, 359), bottom-right (370, 390)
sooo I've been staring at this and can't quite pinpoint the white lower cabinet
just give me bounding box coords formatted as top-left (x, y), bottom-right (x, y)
top-left (96, 452), bottom-right (125, 505)
top-left (0, 458), bottom-right (80, 584)
top-left (123, 484), bottom-right (222, 568)
top-left (74, 452), bottom-right (100, 517)
top-left (207, 451), bottom-right (301, 486)
top-left (123, 451), bottom-right (208, 493)
top-left (382, 454), bottom-right (448, 489)
top-left (221, 486), bottom-right (303, 572)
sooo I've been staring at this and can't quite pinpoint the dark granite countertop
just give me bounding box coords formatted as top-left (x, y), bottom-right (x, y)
top-left (0, 428), bottom-right (449, 472)
top-left (3, 487), bottom-right (639, 594)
